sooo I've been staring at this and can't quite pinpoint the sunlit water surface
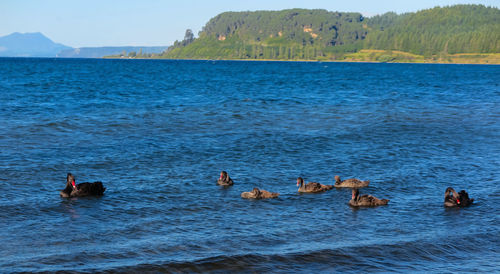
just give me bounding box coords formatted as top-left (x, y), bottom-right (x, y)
top-left (0, 58), bottom-right (499, 272)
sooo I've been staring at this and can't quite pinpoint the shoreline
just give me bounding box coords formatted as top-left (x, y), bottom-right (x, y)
top-left (102, 50), bottom-right (500, 65)
top-left (2, 55), bottom-right (497, 65)
top-left (101, 56), bottom-right (500, 65)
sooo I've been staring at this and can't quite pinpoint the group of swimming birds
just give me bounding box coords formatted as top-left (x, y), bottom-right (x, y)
top-left (60, 171), bottom-right (474, 208)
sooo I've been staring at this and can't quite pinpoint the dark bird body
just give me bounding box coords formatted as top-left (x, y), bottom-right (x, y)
top-left (349, 189), bottom-right (389, 207)
top-left (60, 173), bottom-right (106, 198)
top-left (217, 171), bottom-right (234, 186)
top-left (334, 175), bottom-right (370, 188)
top-left (241, 188), bottom-right (279, 199)
top-left (444, 187), bottom-right (474, 207)
top-left (296, 177), bottom-right (333, 193)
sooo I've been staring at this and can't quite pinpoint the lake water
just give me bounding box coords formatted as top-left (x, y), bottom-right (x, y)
top-left (0, 58), bottom-right (499, 272)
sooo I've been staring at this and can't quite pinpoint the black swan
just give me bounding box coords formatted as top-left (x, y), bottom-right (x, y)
top-left (296, 177), bottom-right (333, 193)
top-left (444, 187), bottom-right (474, 207)
top-left (334, 175), bottom-right (370, 188)
top-left (217, 171), bottom-right (234, 186)
top-left (60, 173), bottom-right (106, 198)
top-left (241, 187), bottom-right (279, 199)
top-left (349, 189), bottom-right (389, 207)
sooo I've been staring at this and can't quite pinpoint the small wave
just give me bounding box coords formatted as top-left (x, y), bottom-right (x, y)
top-left (106, 232), bottom-right (499, 273)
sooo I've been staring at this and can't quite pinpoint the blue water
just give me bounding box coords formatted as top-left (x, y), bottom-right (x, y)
top-left (0, 58), bottom-right (499, 272)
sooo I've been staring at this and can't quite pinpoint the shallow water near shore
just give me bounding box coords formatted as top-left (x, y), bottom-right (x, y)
top-left (0, 58), bottom-right (499, 272)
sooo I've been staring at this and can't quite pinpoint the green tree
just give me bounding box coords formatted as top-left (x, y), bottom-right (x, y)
top-left (183, 29), bottom-right (195, 46)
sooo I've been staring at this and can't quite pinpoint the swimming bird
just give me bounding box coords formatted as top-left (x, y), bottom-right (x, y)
top-left (444, 187), bottom-right (474, 207)
top-left (241, 188), bottom-right (279, 199)
top-left (296, 177), bottom-right (333, 193)
top-left (60, 173), bottom-right (106, 198)
top-left (349, 189), bottom-right (389, 207)
top-left (334, 175), bottom-right (370, 188)
top-left (217, 171), bottom-right (234, 186)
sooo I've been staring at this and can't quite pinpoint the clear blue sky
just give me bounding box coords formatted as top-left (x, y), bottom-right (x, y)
top-left (1, 0), bottom-right (498, 47)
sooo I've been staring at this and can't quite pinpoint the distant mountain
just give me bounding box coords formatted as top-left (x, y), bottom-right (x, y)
top-left (57, 46), bottom-right (169, 58)
top-left (0, 32), bottom-right (72, 57)
top-left (0, 32), bottom-right (169, 58)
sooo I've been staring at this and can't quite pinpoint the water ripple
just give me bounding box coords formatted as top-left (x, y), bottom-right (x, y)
top-left (0, 59), bottom-right (498, 272)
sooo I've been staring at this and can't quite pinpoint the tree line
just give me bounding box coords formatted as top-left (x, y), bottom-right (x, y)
top-left (159, 5), bottom-right (499, 60)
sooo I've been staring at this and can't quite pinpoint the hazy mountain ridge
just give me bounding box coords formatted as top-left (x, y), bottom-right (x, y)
top-left (57, 46), bottom-right (169, 58)
top-left (0, 32), bottom-right (168, 58)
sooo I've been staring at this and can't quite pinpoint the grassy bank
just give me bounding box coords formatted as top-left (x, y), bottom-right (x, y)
top-left (342, 50), bottom-right (500, 64)
top-left (105, 49), bottom-right (500, 64)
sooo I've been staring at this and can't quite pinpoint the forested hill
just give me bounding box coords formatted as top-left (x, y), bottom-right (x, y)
top-left (161, 5), bottom-right (500, 62)
top-left (164, 9), bottom-right (368, 60)
top-left (365, 5), bottom-right (500, 55)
